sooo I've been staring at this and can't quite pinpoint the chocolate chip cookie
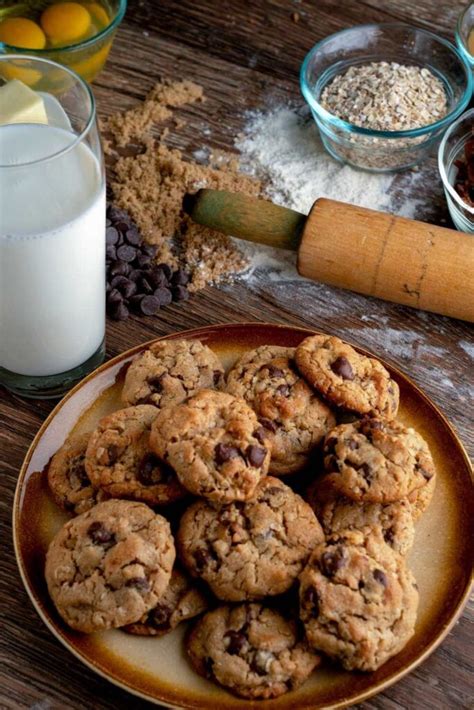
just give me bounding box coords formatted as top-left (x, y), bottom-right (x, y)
top-left (150, 390), bottom-right (271, 503)
top-left (408, 473), bottom-right (436, 520)
top-left (177, 476), bottom-right (324, 600)
top-left (186, 603), bottom-right (321, 699)
top-left (306, 481), bottom-right (415, 555)
top-left (123, 566), bottom-right (209, 636)
top-left (45, 499), bottom-right (175, 633)
top-left (321, 417), bottom-right (436, 504)
top-left (295, 334), bottom-right (399, 418)
top-left (226, 345), bottom-right (336, 475)
top-left (299, 529), bottom-right (419, 671)
top-left (85, 405), bottom-right (186, 506)
top-left (48, 432), bottom-right (107, 515)
top-left (121, 339), bottom-right (225, 409)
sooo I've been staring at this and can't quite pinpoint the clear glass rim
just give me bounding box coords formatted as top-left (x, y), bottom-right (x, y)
top-left (456, 2), bottom-right (473, 46)
top-left (438, 107), bottom-right (474, 216)
top-left (0, 0), bottom-right (127, 54)
top-left (0, 53), bottom-right (96, 169)
top-left (300, 22), bottom-right (473, 139)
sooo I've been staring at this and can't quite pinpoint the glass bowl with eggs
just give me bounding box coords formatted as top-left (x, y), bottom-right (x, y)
top-left (0, 0), bottom-right (126, 82)
top-left (300, 23), bottom-right (472, 172)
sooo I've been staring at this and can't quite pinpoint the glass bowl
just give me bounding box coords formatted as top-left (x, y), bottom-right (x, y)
top-left (0, 0), bottom-right (126, 83)
top-left (300, 23), bottom-right (472, 172)
top-left (456, 2), bottom-right (474, 72)
top-left (438, 108), bottom-right (474, 233)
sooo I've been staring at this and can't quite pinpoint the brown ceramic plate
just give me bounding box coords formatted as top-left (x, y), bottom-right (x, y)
top-left (13, 323), bottom-right (474, 709)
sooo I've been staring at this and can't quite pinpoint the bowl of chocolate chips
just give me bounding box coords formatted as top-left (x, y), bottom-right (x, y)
top-left (438, 107), bottom-right (474, 233)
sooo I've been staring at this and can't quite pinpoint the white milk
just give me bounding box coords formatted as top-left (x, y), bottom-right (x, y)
top-left (0, 123), bottom-right (105, 376)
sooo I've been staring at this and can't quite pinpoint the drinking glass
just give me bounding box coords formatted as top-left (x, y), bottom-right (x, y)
top-left (0, 55), bottom-right (106, 398)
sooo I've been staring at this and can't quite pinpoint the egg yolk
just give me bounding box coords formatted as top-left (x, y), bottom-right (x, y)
top-left (0, 17), bottom-right (47, 49)
top-left (41, 2), bottom-right (91, 45)
top-left (84, 3), bottom-right (110, 26)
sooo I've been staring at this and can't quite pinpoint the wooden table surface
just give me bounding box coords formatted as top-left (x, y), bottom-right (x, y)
top-left (1, 1), bottom-right (473, 708)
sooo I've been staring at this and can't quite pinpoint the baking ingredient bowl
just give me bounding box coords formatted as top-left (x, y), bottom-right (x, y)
top-left (438, 108), bottom-right (474, 233)
top-left (0, 0), bottom-right (127, 83)
top-left (456, 2), bottom-right (474, 73)
top-left (300, 23), bottom-right (472, 172)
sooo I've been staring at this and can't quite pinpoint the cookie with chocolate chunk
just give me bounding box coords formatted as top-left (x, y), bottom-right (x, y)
top-left (226, 345), bottom-right (336, 475)
top-left (150, 390), bottom-right (271, 503)
top-left (177, 476), bottom-right (324, 600)
top-left (320, 417), bottom-right (435, 504)
top-left (121, 339), bottom-right (224, 409)
top-left (85, 405), bottom-right (186, 506)
top-left (187, 603), bottom-right (320, 699)
top-left (299, 528), bottom-right (418, 671)
top-left (48, 432), bottom-right (107, 515)
top-left (295, 334), bottom-right (399, 418)
top-left (123, 567), bottom-right (208, 636)
top-left (45, 499), bottom-right (175, 633)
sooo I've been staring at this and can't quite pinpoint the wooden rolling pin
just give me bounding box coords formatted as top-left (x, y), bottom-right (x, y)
top-left (183, 189), bottom-right (474, 322)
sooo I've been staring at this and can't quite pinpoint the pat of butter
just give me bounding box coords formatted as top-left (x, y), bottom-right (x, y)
top-left (0, 79), bottom-right (48, 125)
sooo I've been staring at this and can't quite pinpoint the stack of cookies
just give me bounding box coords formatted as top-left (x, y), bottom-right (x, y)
top-left (44, 333), bottom-right (436, 700)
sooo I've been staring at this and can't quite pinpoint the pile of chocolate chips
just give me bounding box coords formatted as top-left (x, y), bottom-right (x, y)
top-left (454, 136), bottom-right (474, 206)
top-left (106, 205), bottom-right (189, 320)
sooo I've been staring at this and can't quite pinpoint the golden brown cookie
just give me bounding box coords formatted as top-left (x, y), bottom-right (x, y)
top-left (121, 339), bottom-right (225, 409)
top-left (85, 405), bottom-right (186, 506)
top-left (226, 345), bottom-right (336, 475)
top-left (150, 390), bottom-right (271, 503)
top-left (295, 334), bottom-right (399, 418)
top-left (177, 476), bottom-right (324, 600)
top-left (320, 417), bottom-right (435, 504)
top-left (123, 567), bottom-right (209, 636)
top-left (48, 432), bottom-right (107, 515)
top-left (45, 500), bottom-right (175, 633)
top-left (299, 528), bottom-right (419, 671)
top-left (186, 603), bottom-right (320, 699)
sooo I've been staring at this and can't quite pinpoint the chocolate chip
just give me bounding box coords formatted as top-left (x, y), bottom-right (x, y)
top-left (157, 262), bottom-right (172, 280)
top-left (106, 217), bottom-right (112, 227)
top-left (88, 521), bottom-right (115, 546)
top-left (138, 453), bottom-right (162, 485)
top-left (171, 268), bottom-right (190, 286)
top-left (106, 226), bottom-right (119, 245)
top-left (110, 275), bottom-right (130, 290)
top-left (71, 461), bottom-right (89, 487)
top-left (213, 370), bottom-right (222, 385)
top-left (303, 586), bottom-right (319, 616)
top-left (276, 384), bottom-right (290, 397)
top-left (137, 252), bottom-right (152, 269)
top-left (324, 436), bottom-right (338, 454)
top-left (140, 276), bottom-right (154, 294)
top-left (140, 295), bottom-right (160, 315)
top-left (194, 548), bottom-right (212, 570)
top-left (128, 268), bottom-right (142, 281)
top-left (117, 245), bottom-right (137, 262)
top-left (384, 528), bottom-right (395, 545)
top-left (358, 580), bottom-right (365, 590)
top-left (110, 301), bottom-right (129, 320)
top-left (121, 280), bottom-right (137, 299)
top-left (106, 244), bottom-right (117, 261)
top-left (373, 569), bottom-right (388, 587)
top-left (108, 206), bottom-right (129, 222)
top-left (126, 577), bottom-right (150, 591)
top-left (331, 356), bottom-right (354, 380)
top-left (246, 444), bottom-right (267, 467)
top-left (259, 417), bottom-right (277, 433)
top-left (149, 268), bottom-right (168, 288)
top-left (358, 462), bottom-right (372, 482)
top-left (254, 426), bottom-right (267, 444)
top-left (172, 285), bottom-right (189, 301)
top-left (106, 444), bottom-right (120, 464)
top-left (109, 260), bottom-right (130, 277)
top-left (115, 220), bottom-right (130, 234)
top-left (129, 294), bottom-right (145, 311)
top-left (267, 365), bottom-right (284, 378)
top-left (107, 288), bottom-right (122, 306)
top-left (348, 439), bottom-right (359, 450)
top-left (125, 227), bottom-right (141, 246)
top-left (154, 287), bottom-right (172, 306)
top-left (150, 603), bottom-right (172, 627)
top-left (142, 243), bottom-right (158, 257)
top-left (215, 443), bottom-right (240, 465)
top-left (224, 630), bottom-right (247, 655)
top-left (321, 547), bottom-right (346, 576)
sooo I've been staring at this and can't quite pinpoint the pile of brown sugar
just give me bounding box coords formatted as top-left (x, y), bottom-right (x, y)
top-left (101, 79), bottom-right (261, 291)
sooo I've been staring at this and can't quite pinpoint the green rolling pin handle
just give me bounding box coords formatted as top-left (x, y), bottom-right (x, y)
top-left (182, 189), bottom-right (306, 251)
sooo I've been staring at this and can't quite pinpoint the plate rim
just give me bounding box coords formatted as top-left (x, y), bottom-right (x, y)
top-left (12, 321), bottom-right (474, 710)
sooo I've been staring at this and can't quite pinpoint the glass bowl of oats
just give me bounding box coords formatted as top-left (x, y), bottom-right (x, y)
top-left (438, 108), bottom-right (474, 233)
top-left (300, 23), bottom-right (472, 172)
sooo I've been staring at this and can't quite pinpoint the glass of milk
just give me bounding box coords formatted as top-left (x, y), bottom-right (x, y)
top-left (0, 55), bottom-right (106, 398)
